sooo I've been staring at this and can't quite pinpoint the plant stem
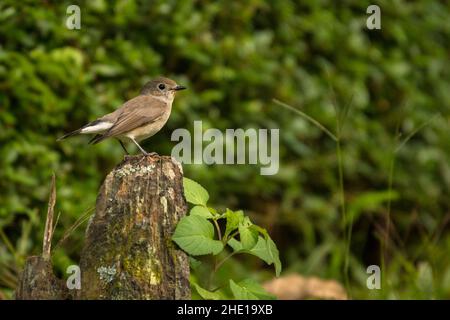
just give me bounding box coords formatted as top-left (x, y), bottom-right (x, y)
top-left (382, 152), bottom-right (395, 295)
top-left (207, 256), bottom-right (216, 290)
top-left (42, 173), bottom-right (56, 260)
top-left (0, 228), bottom-right (17, 260)
top-left (273, 99), bottom-right (338, 142)
top-left (274, 93), bottom-right (353, 296)
top-left (208, 219), bottom-right (223, 290)
top-left (336, 140), bottom-right (346, 227)
top-left (213, 219), bottom-right (222, 241)
top-left (226, 231), bottom-right (239, 244)
top-left (208, 251), bottom-right (238, 290)
top-left (214, 252), bottom-right (237, 273)
top-left (54, 206), bottom-right (94, 250)
top-left (395, 114), bottom-right (438, 153)
top-left (336, 136), bottom-right (350, 295)
top-left (328, 80), bottom-right (352, 298)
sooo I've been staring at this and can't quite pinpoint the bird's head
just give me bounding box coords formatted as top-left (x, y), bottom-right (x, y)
top-left (141, 77), bottom-right (186, 100)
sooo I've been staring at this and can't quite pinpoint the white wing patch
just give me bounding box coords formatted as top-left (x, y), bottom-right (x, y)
top-left (80, 121), bottom-right (113, 134)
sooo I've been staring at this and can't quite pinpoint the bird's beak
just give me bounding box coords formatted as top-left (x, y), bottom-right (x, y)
top-left (172, 85), bottom-right (187, 91)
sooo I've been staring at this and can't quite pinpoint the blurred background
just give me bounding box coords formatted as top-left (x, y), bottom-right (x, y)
top-left (0, 0), bottom-right (449, 299)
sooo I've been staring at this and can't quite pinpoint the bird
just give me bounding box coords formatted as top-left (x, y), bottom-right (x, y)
top-left (57, 77), bottom-right (186, 155)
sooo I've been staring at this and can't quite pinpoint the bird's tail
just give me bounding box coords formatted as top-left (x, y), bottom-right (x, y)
top-left (57, 119), bottom-right (109, 142)
top-left (57, 128), bottom-right (82, 141)
top-left (88, 134), bottom-right (103, 145)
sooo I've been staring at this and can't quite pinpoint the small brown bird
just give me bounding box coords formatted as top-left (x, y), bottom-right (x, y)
top-left (58, 77), bottom-right (186, 155)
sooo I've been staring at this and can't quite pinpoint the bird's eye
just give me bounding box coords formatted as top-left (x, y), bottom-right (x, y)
top-left (158, 83), bottom-right (166, 90)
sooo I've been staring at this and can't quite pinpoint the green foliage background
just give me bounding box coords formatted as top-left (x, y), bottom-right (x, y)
top-left (0, 0), bottom-right (449, 299)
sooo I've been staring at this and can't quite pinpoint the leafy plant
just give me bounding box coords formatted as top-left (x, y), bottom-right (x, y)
top-left (173, 177), bottom-right (281, 300)
top-left (1, 0), bottom-right (448, 300)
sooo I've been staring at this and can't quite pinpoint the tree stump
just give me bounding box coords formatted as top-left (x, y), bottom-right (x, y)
top-left (78, 154), bottom-right (190, 299)
top-left (15, 256), bottom-right (68, 300)
top-left (16, 174), bottom-right (68, 300)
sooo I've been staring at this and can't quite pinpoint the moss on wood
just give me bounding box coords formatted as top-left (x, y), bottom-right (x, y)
top-left (78, 155), bottom-right (190, 299)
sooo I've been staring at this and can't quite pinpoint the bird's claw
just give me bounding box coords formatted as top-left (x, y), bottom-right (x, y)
top-left (147, 152), bottom-right (158, 157)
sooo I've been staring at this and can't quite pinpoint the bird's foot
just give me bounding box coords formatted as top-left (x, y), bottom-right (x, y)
top-left (124, 154), bottom-right (137, 161)
top-left (140, 150), bottom-right (158, 157)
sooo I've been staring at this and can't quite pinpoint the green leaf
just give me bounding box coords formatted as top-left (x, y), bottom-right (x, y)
top-left (189, 256), bottom-right (202, 270)
top-left (267, 237), bottom-right (282, 277)
top-left (240, 216), bottom-right (253, 228)
top-left (183, 177), bottom-right (209, 206)
top-left (238, 224), bottom-right (258, 250)
top-left (250, 224), bottom-right (269, 238)
top-left (208, 207), bottom-right (218, 215)
top-left (172, 215), bottom-right (223, 256)
top-left (190, 206), bottom-right (213, 219)
top-left (224, 209), bottom-right (244, 238)
top-left (229, 279), bottom-right (276, 300)
top-left (249, 236), bottom-right (272, 263)
top-left (249, 236), bottom-right (282, 276)
top-left (347, 190), bottom-right (399, 224)
top-left (193, 283), bottom-right (224, 300)
top-left (227, 238), bottom-right (243, 252)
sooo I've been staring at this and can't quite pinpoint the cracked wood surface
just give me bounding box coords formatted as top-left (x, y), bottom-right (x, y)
top-left (78, 155), bottom-right (190, 299)
top-left (16, 154), bottom-right (190, 300)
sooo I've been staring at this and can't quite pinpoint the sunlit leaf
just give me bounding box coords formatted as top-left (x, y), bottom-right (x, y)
top-left (229, 279), bottom-right (276, 300)
top-left (173, 215), bottom-right (223, 256)
top-left (183, 178), bottom-right (209, 206)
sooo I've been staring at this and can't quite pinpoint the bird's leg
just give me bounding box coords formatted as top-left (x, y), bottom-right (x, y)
top-left (117, 139), bottom-right (129, 155)
top-left (130, 138), bottom-right (148, 156)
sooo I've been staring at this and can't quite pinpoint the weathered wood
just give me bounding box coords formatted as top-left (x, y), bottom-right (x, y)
top-left (15, 256), bottom-right (68, 300)
top-left (42, 173), bottom-right (56, 260)
top-left (16, 174), bottom-right (67, 300)
top-left (78, 154), bottom-right (190, 299)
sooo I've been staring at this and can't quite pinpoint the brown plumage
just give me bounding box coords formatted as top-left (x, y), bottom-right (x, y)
top-left (89, 95), bottom-right (167, 145)
top-left (58, 77), bottom-right (186, 155)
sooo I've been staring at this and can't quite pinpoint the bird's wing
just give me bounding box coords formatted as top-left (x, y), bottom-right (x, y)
top-left (90, 95), bottom-right (167, 144)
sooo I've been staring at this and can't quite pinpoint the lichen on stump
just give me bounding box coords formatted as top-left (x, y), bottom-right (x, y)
top-left (78, 154), bottom-right (190, 299)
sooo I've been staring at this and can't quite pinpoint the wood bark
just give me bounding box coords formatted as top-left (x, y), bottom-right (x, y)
top-left (15, 256), bottom-right (68, 300)
top-left (16, 154), bottom-right (190, 300)
top-left (16, 174), bottom-right (68, 300)
top-left (78, 154), bottom-right (190, 299)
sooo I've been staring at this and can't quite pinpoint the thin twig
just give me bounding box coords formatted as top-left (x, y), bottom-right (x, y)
top-left (339, 93), bottom-right (354, 132)
top-left (325, 73), bottom-right (352, 295)
top-left (52, 210), bottom-right (62, 237)
top-left (395, 114), bottom-right (439, 153)
top-left (0, 228), bottom-right (16, 259)
top-left (42, 173), bottom-right (56, 260)
top-left (54, 207), bottom-right (94, 250)
top-left (381, 121), bottom-right (401, 295)
top-left (273, 99), bottom-right (338, 142)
